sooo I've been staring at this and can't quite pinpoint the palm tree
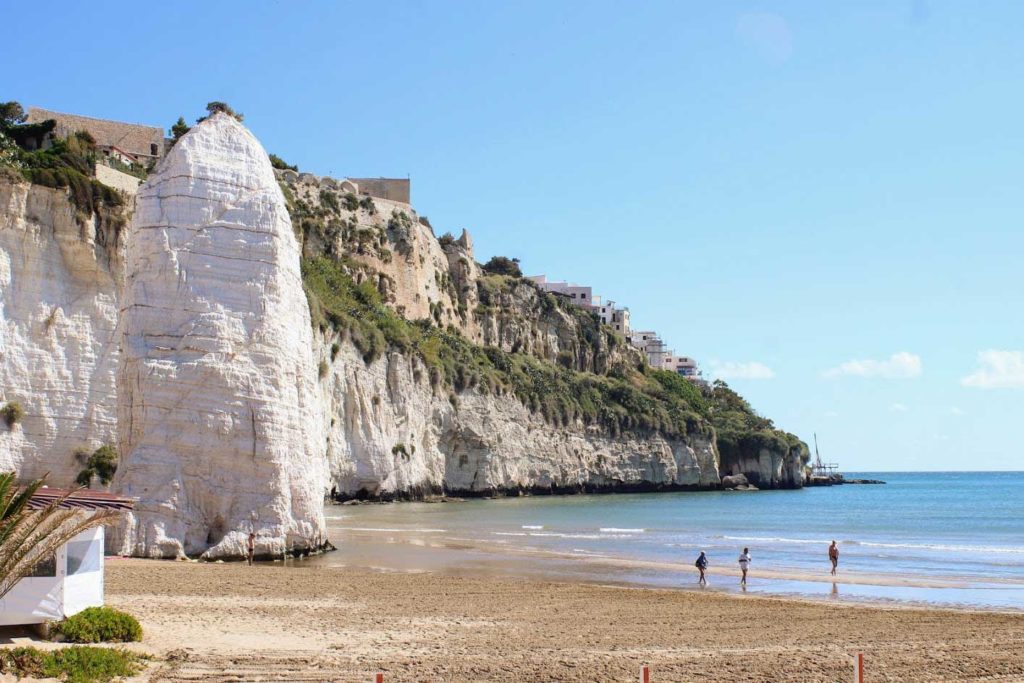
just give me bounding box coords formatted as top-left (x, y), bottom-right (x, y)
top-left (0, 472), bottom-right (120, 600)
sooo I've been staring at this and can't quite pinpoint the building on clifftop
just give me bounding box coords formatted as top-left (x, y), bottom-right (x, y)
top-left (350, 177), bottom-right (410, 204)
top-left (25, 107), bottom-right (165, 165)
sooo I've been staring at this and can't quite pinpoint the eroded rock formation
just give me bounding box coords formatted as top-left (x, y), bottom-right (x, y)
top-left (113, 114), bottom-right (327, 559)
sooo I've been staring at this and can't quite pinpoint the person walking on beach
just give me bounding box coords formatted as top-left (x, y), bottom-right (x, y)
top-left (247, 532), bottom-right (256, 566)
top-left (738, 547), bottom-right (752, 586)
top-left (829, 540), bottom-right (839, 576)
top-left (695, 551), bottom-right (708, 586)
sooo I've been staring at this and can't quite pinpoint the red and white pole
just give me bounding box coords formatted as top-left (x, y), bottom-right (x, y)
top-left (853, 653), bottom-right (864, 683)
top-left (640, 664), bottom-right (650, 683)
top-left (375, 673), bottom-right (384, 683)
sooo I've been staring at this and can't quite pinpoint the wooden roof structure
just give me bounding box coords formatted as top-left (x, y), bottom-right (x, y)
top-left (28, 487), bottom-right (135, 512)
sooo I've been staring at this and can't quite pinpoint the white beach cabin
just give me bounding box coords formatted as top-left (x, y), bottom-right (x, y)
top-left (0, 488), bottom-right (135, 626)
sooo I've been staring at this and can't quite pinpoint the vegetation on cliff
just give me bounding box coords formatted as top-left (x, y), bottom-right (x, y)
top-left (481, 255), bottom-right (523, 278)
top-left (0, 100), bottom-right (125, 232)
top-left (706, 380), bottom-right (808, 466)
top-left (74, 444), bottom-right (119, 487)
top-left (286, 150), bottom-right (807, 460)
top-left (303, 255), bottom-right (710, 438)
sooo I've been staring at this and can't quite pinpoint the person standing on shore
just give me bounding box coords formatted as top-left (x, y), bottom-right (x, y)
top-left (738, 547), bottom-right (752, 586)
top-left (695, 551), bottom-right (708, 586)
top-left (829, 540), bottom-right (839, 576)
top-left (247, 532), bottom-right (256, 566)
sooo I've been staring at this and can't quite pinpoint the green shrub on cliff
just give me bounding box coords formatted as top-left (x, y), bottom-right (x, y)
top-left (481, 255), bottom-right (522, 278)
top-left (74, 444), bottom-right (118, 486)
top-left (269, 153), bottom-right (297, 172)
top-left (169, 116), bottom-right (190, 145)
top-left (199, 101), bottom-right (243, 122)
top-left (2, 401), bottom-right (24, 427)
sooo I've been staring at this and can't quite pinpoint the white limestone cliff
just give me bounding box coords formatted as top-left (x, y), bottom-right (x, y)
top-left (320, 342), bottom-right (721, 498)
top-left (0, 180), bottom-right (122, 482)
top-left (113, 114), bottom-right (327, 559)
top-left (1, 110), bottom-right (806, 562)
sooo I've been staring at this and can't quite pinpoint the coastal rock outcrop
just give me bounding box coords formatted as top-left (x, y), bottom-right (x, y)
top-left (113, 114), bottom-right (327, 559)
top-left (719, 443), bottom-right (805, 489)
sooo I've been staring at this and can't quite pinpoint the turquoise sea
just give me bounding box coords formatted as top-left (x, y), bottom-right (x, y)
top-left (309, 472), bottom-right (1024, 610)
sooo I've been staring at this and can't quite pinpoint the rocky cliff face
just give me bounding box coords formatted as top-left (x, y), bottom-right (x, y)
top-left (0, 179), bottom-right (123, 482)
top-left (718, 446), bottom-right (805, 490)
top-left (113, 114), bottom-right (327, 559)
top-left (319, 342), bottom-right (720, 498)
top-left (0, 114), bottom-right (806, 559)
top-left (283, 174), bottom-right (641, 376)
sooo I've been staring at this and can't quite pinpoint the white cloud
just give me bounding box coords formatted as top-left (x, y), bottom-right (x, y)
top-left (822, 352), bottom-right (922, 379)
top-left (889, 403), bottom-right (909, 413)
top-left (961, 350), bottom-right (1024, 389)
top-left (824, 410), bottom-right (840, 418)
top-left (708, 361), bottom-right (775, 380)
top-left (947, 406), bottom-right (965, 416)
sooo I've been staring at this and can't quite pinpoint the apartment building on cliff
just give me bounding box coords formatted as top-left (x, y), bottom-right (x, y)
top-left (629, 331), bottom-right (670, 368)
top-left (596, 300), bottom-right (631, 335)
top-left (527, 274), bottom-right (703, 379)
top-left (662, 354), bottom-right (700, 378)
top-left (526, 276), bottom-right (595, 306)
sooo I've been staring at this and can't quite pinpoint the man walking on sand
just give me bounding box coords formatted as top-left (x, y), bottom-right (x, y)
top-left (695, 551), bottom-right (708, 586)
top-left (247, 532), bottom-right (256, 566)
top-left (738, 547), bottom-right (752, 586)
top-left (829, 540), bottom-right (839, 576)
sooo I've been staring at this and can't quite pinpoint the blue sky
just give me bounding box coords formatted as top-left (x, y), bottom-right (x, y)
top-left (5, 1), bottom-right (1022, 471)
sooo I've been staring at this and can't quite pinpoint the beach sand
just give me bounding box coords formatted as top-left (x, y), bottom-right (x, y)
top-left (105, 558), bottom-right (1024, 682)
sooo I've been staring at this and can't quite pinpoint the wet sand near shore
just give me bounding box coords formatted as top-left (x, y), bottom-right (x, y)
top-left (106, 559), bottom-right (1024, 682)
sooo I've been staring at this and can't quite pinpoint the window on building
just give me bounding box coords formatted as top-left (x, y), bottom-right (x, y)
top-left (66, 538), bottom-right (101, 575)
top-left (151, 143), bottom-right (158, 156)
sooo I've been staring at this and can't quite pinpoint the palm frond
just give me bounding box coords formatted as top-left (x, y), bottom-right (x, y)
top-left (0, 472), bottom-right (123, 601)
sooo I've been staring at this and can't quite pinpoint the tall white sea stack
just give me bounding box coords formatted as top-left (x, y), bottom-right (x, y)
top-left (114, 113), bottom-right (327, 559)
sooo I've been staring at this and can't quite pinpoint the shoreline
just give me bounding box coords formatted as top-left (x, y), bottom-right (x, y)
top-left (312, 526), bottom-right (1024, 614)
top-left (105, 559), bottom-right (1024, 682)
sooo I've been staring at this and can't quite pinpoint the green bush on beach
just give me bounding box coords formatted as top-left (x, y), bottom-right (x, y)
top-left (0, 645), bottom-right (145, 682)
top-left (54, 607), bottom-right (143, 644)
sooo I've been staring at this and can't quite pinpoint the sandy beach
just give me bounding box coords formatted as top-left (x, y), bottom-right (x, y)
top-left (104, 559), bottom-right (1024, 682)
